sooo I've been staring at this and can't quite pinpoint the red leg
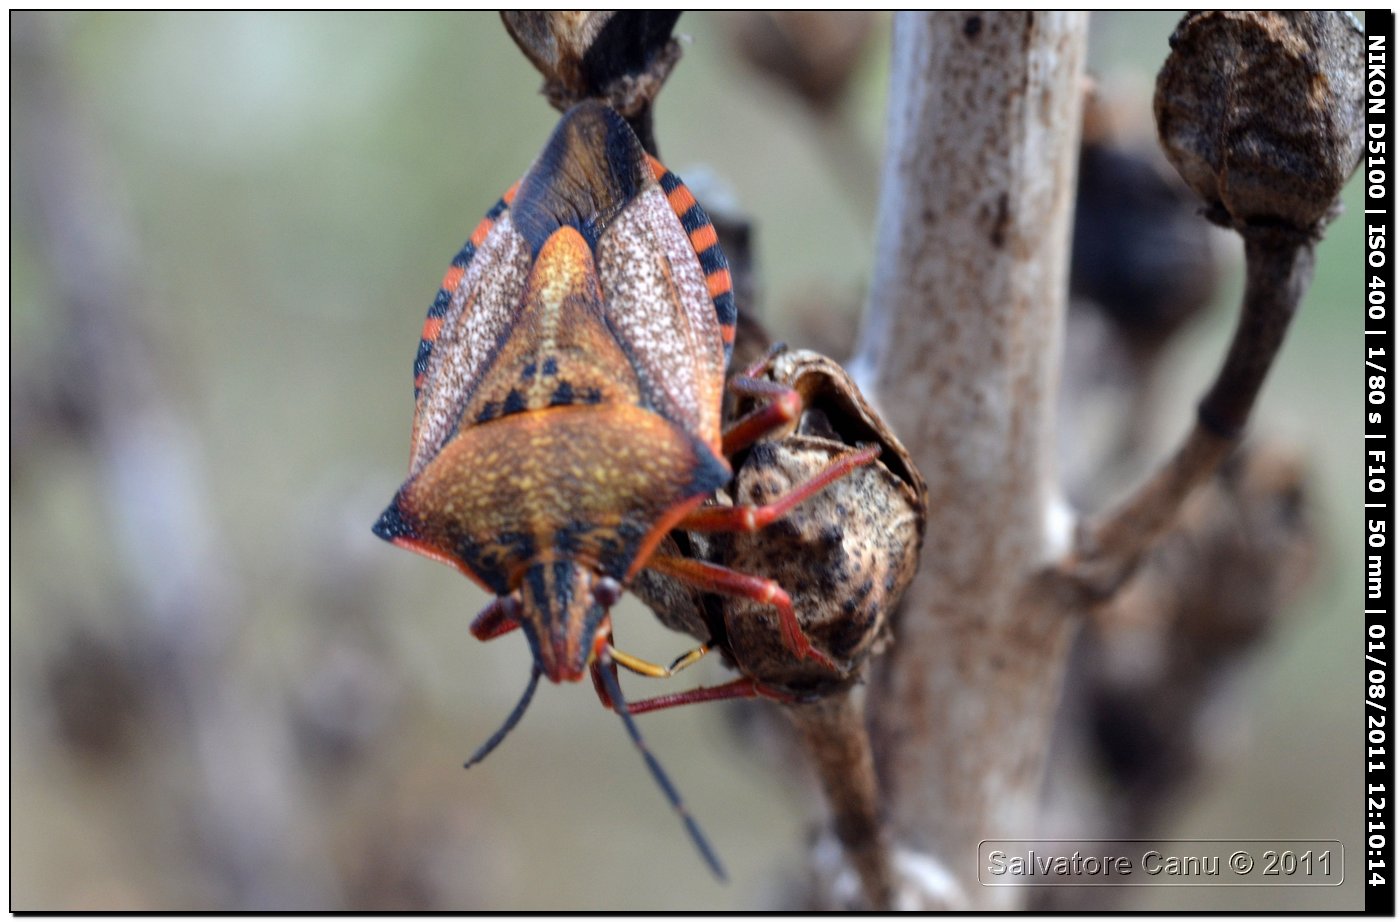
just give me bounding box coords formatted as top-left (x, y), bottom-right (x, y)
top-left (736, 341), bottom-right (786, 380)
top-left (623, 676), bottom-right (810, 714)
top-left (590, 658), bottom-right (619, 710)
top-left (721, 376), bottom-right (802, 456)
top-left (680, 444), bottom-right (881, 533)
top-left (645, 554), bottom-right (836, 670)
top-left (470, 595), bottom-right (522, 641)
top-left (587, 629), bottom-right (620, 709)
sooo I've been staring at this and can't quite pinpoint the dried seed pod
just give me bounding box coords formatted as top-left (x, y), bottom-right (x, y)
top-left (1154, 11), bottom-right (1365, 231)
top-left (724, 349), bottom-right (927, 695)
top-left (1072, 91), bottom-right (1219, 351)
top-left (631, 347), bottom-right (923, 907)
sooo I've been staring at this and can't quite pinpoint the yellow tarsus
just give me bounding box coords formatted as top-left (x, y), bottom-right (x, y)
top-left (609, 643), bottom-right (712, 678)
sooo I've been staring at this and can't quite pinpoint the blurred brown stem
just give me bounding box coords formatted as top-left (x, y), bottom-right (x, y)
top-left (784, 694), bottom-right (893, 910)
top-left (1065, 229), bottom-right (1314, 598)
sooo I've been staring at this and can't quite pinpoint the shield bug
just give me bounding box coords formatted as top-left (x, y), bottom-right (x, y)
top-left (373, 100), bottom-right (877, 878)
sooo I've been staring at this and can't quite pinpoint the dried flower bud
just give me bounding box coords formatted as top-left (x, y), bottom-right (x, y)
top-left (723, 12), bottom-right (875, 111)
top-left (1081, 442), bottom-right (1315, 802)
top-left (1154, 11), bottom-right (1365, 232)
top-left (1073, 91), bottom-right (1219, 349)
top-left (721, 350), bottom-right (926, 695)
top-left (45, 627), bottom-right (147, 761)
top-left (501, 12), bottom-right (682, 151)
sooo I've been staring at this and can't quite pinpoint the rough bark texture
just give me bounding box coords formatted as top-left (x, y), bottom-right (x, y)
top-left (849, 12), bottom-right (1087, 909)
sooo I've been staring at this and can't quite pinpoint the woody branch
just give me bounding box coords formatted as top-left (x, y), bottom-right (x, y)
top-left (850, 11), bottom-right (1087, 910)
top-left (1062, 11), bottom-right (1364, 599)
top-left (850, 10), bottom-right (1360, 911)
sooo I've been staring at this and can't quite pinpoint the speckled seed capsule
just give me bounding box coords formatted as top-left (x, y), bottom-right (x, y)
top-left (637, 348), bottom-right (928, 697)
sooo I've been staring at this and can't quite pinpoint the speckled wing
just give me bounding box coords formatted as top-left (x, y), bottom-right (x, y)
top-left (406, 100), bottom-right (694, 475)
top-left (409, 199), bottom-right (533, 478)
top-left (594, 180), bottom-right (728, 452)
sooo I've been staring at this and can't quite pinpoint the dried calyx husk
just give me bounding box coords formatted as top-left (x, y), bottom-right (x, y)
top-left (1154, 11), bottom-right (1364, 233)
top-left (1072, 87), bottom-right (1219, 353)
top-left (501, 11), bottom-right (681, 153)
top-left (636, 347), bottom-right (928, 698)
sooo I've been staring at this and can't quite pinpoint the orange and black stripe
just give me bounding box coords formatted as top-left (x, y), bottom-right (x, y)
top-left (413, 183), bottom-right (521, 398)
top-left (647, 158), bottom-right (737, 365)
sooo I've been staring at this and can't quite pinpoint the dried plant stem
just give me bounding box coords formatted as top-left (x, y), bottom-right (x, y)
top-left (783, 694), bottom-right (893, 909)
top-left (1067, 230), bottom-right (1314, 597)
top-left (851, 12), bottom-right (1087, 910)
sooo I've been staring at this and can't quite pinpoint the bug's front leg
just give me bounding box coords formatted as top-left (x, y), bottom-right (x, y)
top-left (469, 595), bottom-right (523, 641)
top-left (588, 646), bottom-right (811, 714)
top-left (720, 374), bottom-right (804, 456)
top-left (587, 632), bottom-right (714, 709)
top-left (620, 676), bottom-right (812, 715)
top-left (679, 444), bottom-right (882, 534)
top-left (644, 554), bottom-right (837, 670)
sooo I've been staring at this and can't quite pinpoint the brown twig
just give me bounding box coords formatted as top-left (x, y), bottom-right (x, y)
top-left (1067, 232), bottom-right (1312, 597)
top-left (1061, 11), bottom-right (1363, 600)
top-left (783, 693), bottom-right (892, 910)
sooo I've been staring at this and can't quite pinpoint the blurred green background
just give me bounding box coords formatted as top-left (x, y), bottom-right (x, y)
top-left (10, 11), bottom-right (1365, 910)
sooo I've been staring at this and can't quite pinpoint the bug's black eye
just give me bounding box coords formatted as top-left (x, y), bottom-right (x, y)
top-left (593, 576), bottom-right (622, 609)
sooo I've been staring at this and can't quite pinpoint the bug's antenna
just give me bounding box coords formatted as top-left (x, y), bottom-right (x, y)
top-left (596, 655), bottom-right (728, 881)
top-left (464, 665), bottom-right (541, 769)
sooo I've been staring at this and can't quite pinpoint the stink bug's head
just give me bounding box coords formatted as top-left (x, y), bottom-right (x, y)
top-left (516, 559), bottom-right (622, 683)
